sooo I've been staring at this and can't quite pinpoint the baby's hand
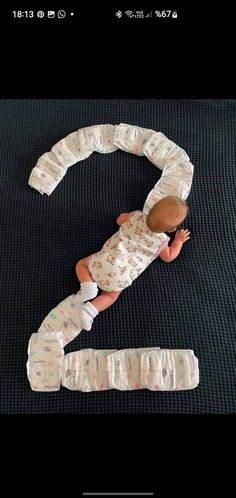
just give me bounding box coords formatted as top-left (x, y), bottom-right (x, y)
top-left (174, 229), bottom-right (191, 243)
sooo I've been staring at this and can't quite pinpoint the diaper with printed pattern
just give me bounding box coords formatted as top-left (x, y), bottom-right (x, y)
top-left (107, 347), bottom-right (160, 390)
top-left (62, 349), bottom-right (116, 391)
top-left (140, 349), bottom-right (199, 391)
top-left (26, 331), bottom-right (64, 391)
top-left (38, 294), bottom-right (82, 347)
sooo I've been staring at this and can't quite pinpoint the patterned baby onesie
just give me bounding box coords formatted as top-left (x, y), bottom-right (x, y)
top-left (88, 211), bottom-right (170, 291)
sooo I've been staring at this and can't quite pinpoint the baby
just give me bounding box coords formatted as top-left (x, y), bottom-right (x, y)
top-left (75, 195), bottom-right (191, 331)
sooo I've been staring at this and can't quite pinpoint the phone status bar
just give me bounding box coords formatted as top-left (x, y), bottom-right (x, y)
top-left (9, 9), bottom-right (180, 21)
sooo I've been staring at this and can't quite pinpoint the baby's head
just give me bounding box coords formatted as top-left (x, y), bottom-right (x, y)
top-left (146, 195), bottom-right (189, 233)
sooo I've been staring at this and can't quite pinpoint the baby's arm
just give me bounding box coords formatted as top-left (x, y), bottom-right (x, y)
top-left (159, 229), bottom-right (191, 262)
top-left (116, 211), bottom-right (138, 226)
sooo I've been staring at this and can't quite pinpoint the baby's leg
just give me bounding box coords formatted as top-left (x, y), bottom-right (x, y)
top-left (75, 256), bottom-right (94, 283)
top-left (75, 256), bottom-right (98, 302)
top-left (79, 290), bottom-right (122, 331)
top-left (90, 290), bottom-right (122, 312)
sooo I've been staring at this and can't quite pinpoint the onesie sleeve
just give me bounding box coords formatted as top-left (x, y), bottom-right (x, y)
top-left (127, 210), bottom-right (141, 219)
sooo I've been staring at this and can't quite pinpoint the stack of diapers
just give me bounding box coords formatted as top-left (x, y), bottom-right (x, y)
top-left (107, 348), bottom-right (199, 391)
top-left (27, 343), bottom-right (199, 392)
top-left (27, 123), bottom-right (197, 394)
top-left (28, 124), bottom-right (118, 195)
top-left (28, 123), bottom-right (193, 201)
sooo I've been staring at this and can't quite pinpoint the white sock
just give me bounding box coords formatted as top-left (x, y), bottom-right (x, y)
top-left (79, 302), bottom-right (99, 331)
top-left (75, 282), bottom-right (98, 303)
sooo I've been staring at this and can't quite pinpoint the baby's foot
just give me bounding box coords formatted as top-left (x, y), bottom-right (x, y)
top-left (79, 302), bottom-right (99, 331)
top-left (75, 282), bottom-right (98, 303)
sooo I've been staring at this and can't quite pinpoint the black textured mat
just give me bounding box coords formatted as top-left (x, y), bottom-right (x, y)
top-left (1, 99), bottom-right (235, 413)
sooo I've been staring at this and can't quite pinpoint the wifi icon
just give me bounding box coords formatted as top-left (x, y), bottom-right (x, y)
top-left (125, 10), bottom-right (134, 18)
